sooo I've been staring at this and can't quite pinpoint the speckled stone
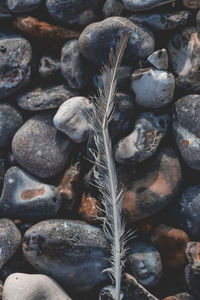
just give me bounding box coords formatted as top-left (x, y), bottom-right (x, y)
top-left (173, 95), bottom-right (200, 171)
top-left (17, 84), bottom-right (79, 111)
top-left (0, 102), bottom-right (23, 148)
top-left (122, 0), bottom-right (174, 11)
top-left (39, 55), bottom-right (61, 80)
top-left (131, 68), bottom-right (175, 108)
top-left (12, 111), bottom-right (73, 178)
top-left (3, 273), bottom-right (72, 300)
top-left (0, 166), bottom-right (62, 219)
top-left (61, 39), bottom-right (89, 90)
top-left (128, 241), bottom-right (162, 287)
top-left (46, 0), bottom-right (104, 27)
top-left (115, 112), bottom-right (169, 164)
top-left (7, 0), bottom-right (42, 12)
top-left (147, 49), bottom-right (168, 70)
top-left (0, 34), bottom-right (32, 99)
top-left (79, 17), bottom-right (155, 66)
top-left (22, 220), bottom-right (109, 293)
top-left (0, 218), bottom-right (21, 269)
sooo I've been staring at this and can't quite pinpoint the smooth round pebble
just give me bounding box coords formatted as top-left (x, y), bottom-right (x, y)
top-left (12, 111), bottom-right (73, 178)
top-left (122, 0), bottom-right (174, 11)
top-left (147, 49), bottom-right (168, 70)
top-left (7, 0), bottom-right (41, 12)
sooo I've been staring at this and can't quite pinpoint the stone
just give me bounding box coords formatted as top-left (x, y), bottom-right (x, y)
top-left (128, 11), bottom-right (189, 31)
top-left (39, 55), bottom-right (61, 79)
top-left (173, 95), bottom-right (200, 171)
top-left (120, 147), bottom-right (182, 222)
top-left (185, 264), bottom-right (200, 298)
top-left (185, 242), bottom-right (200, 297)
top-left (0, 102), bottom-right (23, 148)
top-left (7, 0), bottom-right (41, 12)
top-left (22, 220), bottom-right (109, 293)
top-left (197, 10), bottom-right (200, 39)
top-left (2, 273), bottom-right (72, 300)
top-left (61, 40), bottom-right (89, 90)
top-left (0, 166), bottom-right (62, 219)
top-left (0, 218), bottom-right (21, 269)
top-left (0, 1), bottom-right (12, 19)
top-left (79, 17), bottom-right (155, 66)
top-left (12, 111), bottom-right (73, 178)
top-left (0, 34), bottom-right (32, 99)
top-left (183, 0), bottom-right (200, 9)
top-left (115, 112), bottom-right (169, 164)
top-left (168, 27), bottom-right (200, 93)
top-left (99, 285), bottom-right (124, 300)
top-left (128, 241), bottom-right (162, 287)
top-left (151, 225), bottom-right (189, 268)
top-left (122, 0), bottom-right (175, 11)
top-left (53, 97), bottom-right (93, 143)
top-left (46, 0), bottom-right (104, 27)
top-left (17, 84), bottom-right (79, 111)
top-left (163, 293), bottom-right (196, 300)
top-left (147, 49), bottom-right (168, 70)
top-left (103, 0), bottom-right (126, 18)
top-left (131, 68), bottom-right (175, 108)
top-left (79, 192), bottom-right (103, 224)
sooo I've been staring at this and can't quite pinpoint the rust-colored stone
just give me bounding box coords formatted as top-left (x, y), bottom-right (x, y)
top-left (79, 192), bottom-right (103, 224)
top-left (151, 224), bottom-right (189, 268)
top-left (21, 187), bottom-right (45, 200)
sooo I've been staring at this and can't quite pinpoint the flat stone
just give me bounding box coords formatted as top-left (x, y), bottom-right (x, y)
top-left (22, 220), bottom-right (109, 293)
top-left (7, 0), bottom-right (41, 12)
top-left (122, 0), bottom-right (174, 11)
top-left (147, 49), bottom-right (168, 70)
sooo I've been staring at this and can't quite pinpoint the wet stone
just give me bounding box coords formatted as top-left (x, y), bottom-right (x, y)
top-left (61, 39), bottom-right (89, 90)
top-left (39, 55), bottom-right (61, 80)
top-left (173, 95), bottom-right (200, 171)
top-left (79, 17), bottom-right (155, 66)
top-left (131, 68), bottom-right (175, 108)
top-left (0, 34), bottom-right (32, 99)
top-left (0, 166), bottom-right (62, 219)
top-left (22, 220), bottom-right (109, 293)
top-left (0, 102), bottom-right (23, 148)
top-left (147, 49), bottom-right (168, 70)
top-left (2, 273), bottom-right (72, 300)
top-left (17, 84), bottom-right (79, 111)
top-left (7, 0), bottom-right (42, 12)
top-left (122, 0), bottom-right (175, 12)
top-left (115, 112), bottom-right (169, 164)
top-left (12, 111), bottom-right (73, 178)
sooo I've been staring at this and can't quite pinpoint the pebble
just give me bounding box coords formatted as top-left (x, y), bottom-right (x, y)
top-left (53, 97), bottom-right (93, 143)
top-left (168, 27), bottom-right (200, 93)
top-left (151, 224), bottom-right (189, 268)
top-left (122, 0), bottom-right (174, 11)
top-left (128, 11), bottom-right (189, 31)
top-left (46, 0), bottom-right (104, 27)
top-left (173, 95), bottom-right (200, 171)
top-left (0, 166), bottom-right (62, 219)
top-left (79, 17), bottom-right (155, 66)
top-left (115, 112), bottom-right (169, 164)
top-left (183, 0), bottom-right (200, 9)
top-left (39, 55), bottom-right (61, 80)
top-left (163, 293), bottom-right (196, 300)
top-left (128, 241), bottom-right (162, 287)
top-left (2, 273), bottom-right (72, 300)
top-left (131, 68), bottom-right (175, 108)
top-left (147, 49), bottom-right (168, 70)
top-left (12, 111), bottom-right (73, 178)
top-left (185, 242), bottom-right (200, 297)
top-left (0, 34), bottom-right (32, 99)
top-left (120, 147), bottom-right (182, 222)
top-left (0, 219), bottom-right (21, 269)
top-left (17, 84), bottom-right (79, 111)
top-left (79, 192), bottom-right (103, 223)
top-left (22, 220), bottom-right (109, 293)
top-left (0, 1), bottom-right (12, 19)
top-left (61, 40), bottom-right (89, 90)
top-left (0, 102), bottom-right (23, 148)
top-left (7, 0), bottom-right (41, 12)
top-left (103, 0), bottom-right (126, 18)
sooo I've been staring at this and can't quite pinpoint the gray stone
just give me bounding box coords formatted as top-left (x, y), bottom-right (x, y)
top-left (115, 112), bottom-right (169, 164)
top-left (0, 166), bottom-right (62, 219)
top-left (7, 0), bottom-right (41, 12)
top-left (0, 102), bottom-right (23, 148)
top-left (147, 49), bottom-right (168, 70)
top-left (39, 55), bottom-right (61, 79)
top-left (79, 17), bottom-right (155, 66)
top-left (0, 34), bottom-right (32, 99)
top-left (122, 0), bottom-right (174, 11)
top-left (2, 273), bottom-right (72, 300)
top-left (12, 111), bottom-right (73, 178)
top-left (17, 84), bottom-right (79, 111)
top-left (22, 220), bottom-right (109, 293)
top-left (61, 40), bottom-right (89, 90)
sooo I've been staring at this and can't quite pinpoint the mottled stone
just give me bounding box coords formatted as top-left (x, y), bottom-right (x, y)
top-left (151, 225), bottom-right (189, 268)
top-left (46, 0), bottom-right (104, 27)
top-left (12, 111), bottom-right (73, 178)
top-left (168, 27), bottom-right (200, 93)
top-left (183, 0), bottom-right (200, 9)
top-left (61, 40), bottom-right (89, 90)
top-left (115, 112), bottom-right (169, 164)
top-left (0, 167), bottom-right (62, 219)
top-left (22, 220), bottom-right (109, 292)
top-left (147, 49), bottom-right (168, 70)
top-left (103, 0), bottom-right (126, 18)
top-left (122, 0), bottom-right (174, 11)
top-left (79, 192), bottom-right (103, 224)
top-left (39, 56), bottom-right (61, 79)
top-left (0, 102), bottom-right (23, 148)
top-left (79, 17), bottom-right (155, 66)
top-left (7, 0), bottom-right (41, 12)
top-left (3, 273), bottom-right (72, 300)
top-left (131, 68), bottom-right (175, 108)
top-left (0, 219), bottom-right (21, 269)
top-left (17, 84), bottom-right (79, 111)
top-left (0, 34), bottom-right (32, 99)
top-left (173, 95), bottom-right (200, 171)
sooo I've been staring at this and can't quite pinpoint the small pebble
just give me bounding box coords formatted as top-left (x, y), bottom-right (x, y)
top-left (147, 49), bottom-right (168, 70)
top-left (7, 0), bottom-right (41, 13)
top-left (122, 0), bottom-right (174, 11)
top-left (39, 55), bottom-right (61, 79)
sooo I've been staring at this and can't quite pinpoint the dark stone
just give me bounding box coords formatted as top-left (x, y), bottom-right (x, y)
top-left (7, 0), bottom-right (42, 12)
top-left (122, 0), bottom-right (174, 12)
